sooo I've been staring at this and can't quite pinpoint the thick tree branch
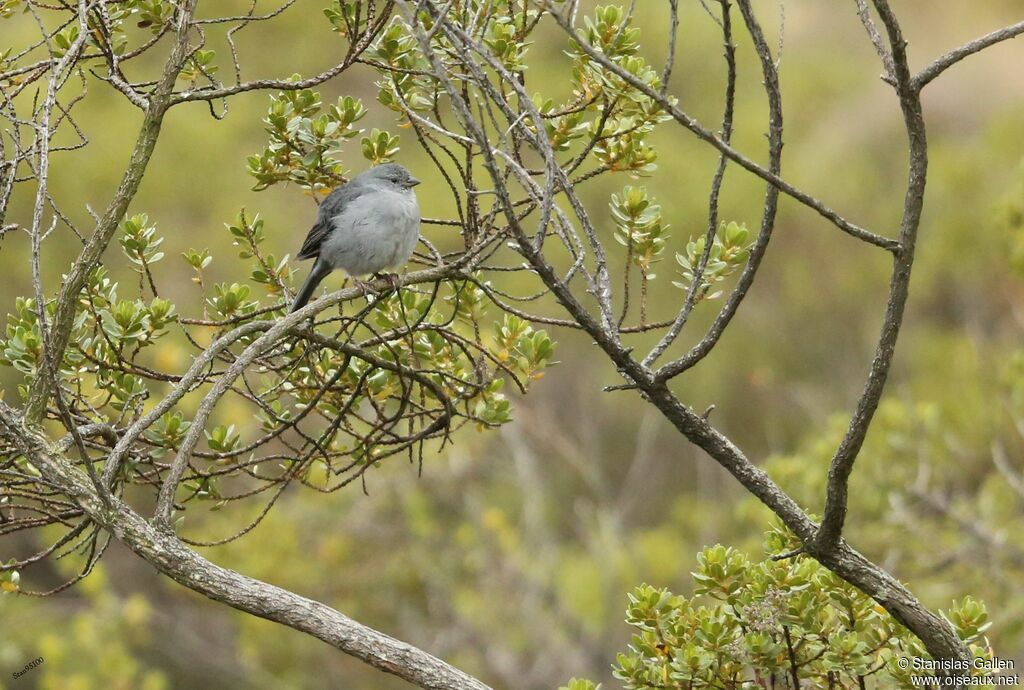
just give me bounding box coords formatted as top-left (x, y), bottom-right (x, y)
top-left (0, 403), bottom-right (492, 690)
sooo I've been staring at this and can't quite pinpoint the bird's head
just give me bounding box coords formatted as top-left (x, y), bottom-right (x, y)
top-left (366, 163), bottom-right (421, 190)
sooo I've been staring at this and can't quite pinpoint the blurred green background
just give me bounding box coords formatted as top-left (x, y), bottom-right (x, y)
top-left (2, 2), bottom-right (1023, 688)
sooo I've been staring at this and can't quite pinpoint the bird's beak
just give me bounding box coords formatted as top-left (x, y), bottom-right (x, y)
top-left (408, 177), bottom-right (421, 187)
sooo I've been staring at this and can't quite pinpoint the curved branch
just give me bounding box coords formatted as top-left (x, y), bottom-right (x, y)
top-left (169, 1), bottom-right (394, 105)
top-left (0, 405), bottom-right (492, 690)
top-left (468, 0), bottom-right (971, 672)
top-left (154, 264), bottom-right (462, 526)
top-left (914, 19), bottom-right (1024, 90)
top-left (814, 0), bottom-right (970, 670)
top-left (26, 0), bottom-right (198, 425)
top-left (544, 3), bottom-right (899, 252)
top-left (413, 0), bottom-right (817, 552)
top-left (817, 0), bottom-right (925, 552)
top-left (654, 0), bottom-right (783, 381)
top-left (643, 0), bottom-right (737, 367)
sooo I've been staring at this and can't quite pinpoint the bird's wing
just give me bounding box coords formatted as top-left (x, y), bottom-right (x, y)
top-left (296, 182), bottom-right (370, 260)
top-left (296, 219), bottom-right (332, 260)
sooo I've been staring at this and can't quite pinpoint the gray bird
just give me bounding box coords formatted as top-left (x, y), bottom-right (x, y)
top-left (290, 163), bottom-right (421, 313)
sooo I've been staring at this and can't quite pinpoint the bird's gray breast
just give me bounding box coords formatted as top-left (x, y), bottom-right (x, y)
top-left (320, 187), bottom-right (420, 276)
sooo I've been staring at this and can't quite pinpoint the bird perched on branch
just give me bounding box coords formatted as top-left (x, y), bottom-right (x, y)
top-left (289, 163), bottom-right (421, 313)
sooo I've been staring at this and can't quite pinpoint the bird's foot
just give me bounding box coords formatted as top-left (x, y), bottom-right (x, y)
top-left (376, 272), bottom-right (403, 292)
top-left (351, 277), bottom-right (374, 296)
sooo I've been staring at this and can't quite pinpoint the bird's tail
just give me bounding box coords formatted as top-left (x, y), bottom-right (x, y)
top-left (290, 259), bottom-right (331, 313)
